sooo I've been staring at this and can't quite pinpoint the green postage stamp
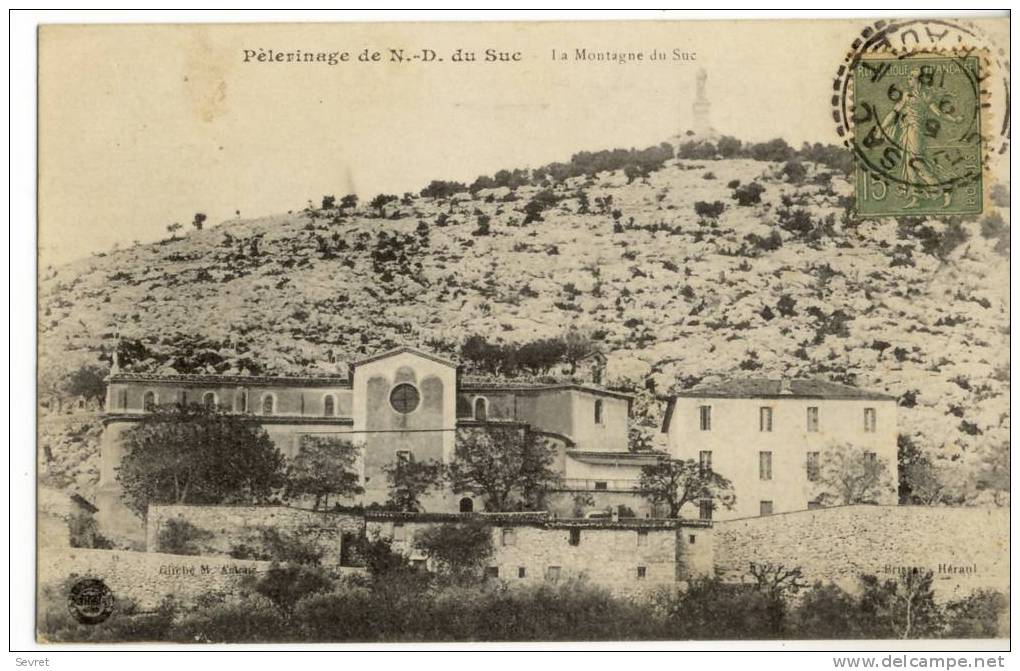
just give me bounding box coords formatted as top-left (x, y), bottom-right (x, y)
top-left (852, 54), bottom-right (983, 217)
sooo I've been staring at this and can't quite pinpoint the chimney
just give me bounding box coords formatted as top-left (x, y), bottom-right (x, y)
top-left (779, 377), bottom-right (793, 395)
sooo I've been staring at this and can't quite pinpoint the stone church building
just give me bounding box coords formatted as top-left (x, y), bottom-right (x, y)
top-left (98, 346), bottom-right (644, 541)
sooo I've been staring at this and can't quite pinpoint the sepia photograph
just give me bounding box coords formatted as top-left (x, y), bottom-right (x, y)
top-left (16, 10), bottom-right (1011, 654)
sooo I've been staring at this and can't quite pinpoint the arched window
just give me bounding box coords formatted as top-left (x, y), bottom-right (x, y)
top-left (473, 397), bottom-right (488, 422)
top-left (235, 389), bottom-right (247, 413)
top-left (203, 392), bottom-right (217, 409)
top-left (323, 394), bottom-right (336, 417)
top-left (143, 391), bottom-right (156, 412)
top-left (594, 399), bottom-right (604, 425)
top-left (459, 497), bottom-right (474, 513)
top-left (262, 394), bottom-right (275, 415)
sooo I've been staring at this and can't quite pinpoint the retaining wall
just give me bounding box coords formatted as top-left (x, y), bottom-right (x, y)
top-left (714, 505), bottom-right (1009, 599)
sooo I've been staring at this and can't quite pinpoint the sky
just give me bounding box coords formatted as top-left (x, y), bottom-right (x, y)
top-left (38, 18), bottom-right (1009, 265)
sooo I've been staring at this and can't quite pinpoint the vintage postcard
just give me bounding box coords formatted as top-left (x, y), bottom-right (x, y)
top-left (34, 15), bottom-right (1010, 646)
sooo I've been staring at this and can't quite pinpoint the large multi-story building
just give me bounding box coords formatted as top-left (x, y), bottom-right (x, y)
top-left (97, 346), bottom-right (641, 541)
top-left (661, 378), bottom-right (898, 520)
top-left (96, 346), bottom-right (900, 541)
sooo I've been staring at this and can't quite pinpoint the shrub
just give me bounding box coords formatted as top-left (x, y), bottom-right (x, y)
top-left (157, 519), bottom-right (213, 556)
top-left (694, 201), bottom-right (725, 220)
top-left (253, 563), bottom-right (334, 616)
top-left (749, 138), bottom-right (793, 163)
top-left (256, 527), bottom-right (325, 565)
top-left (702, 171), bottom-right (716, 180)
top-left (990, 183), bottom-right (1009, 207)
top-left (732, 182), bottom-right (766, 206)
top-left (944, 589), bottom-right (1008, 638)
top-left (781, 160), bottom-right (807, 183)
top-left (717, 136), bottom-right (742, 158)
top-left (726, 179), bottom-right (740, 189)
top-left (777, 208), bottom-right (816, 236)
top-left (745, 230), bottom-right (783, 253)
top-left (169, 599), bottom-right (287, 643)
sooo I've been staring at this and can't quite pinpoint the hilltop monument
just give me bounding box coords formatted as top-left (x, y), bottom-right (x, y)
top-left (691, 67), bottom-right (717, 138)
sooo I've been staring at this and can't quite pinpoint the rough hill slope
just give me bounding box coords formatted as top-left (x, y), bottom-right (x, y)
top-left (38, 146), bottom-right (1010, 505)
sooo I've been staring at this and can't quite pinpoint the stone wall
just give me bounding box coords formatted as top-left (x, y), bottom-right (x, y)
top-left (366, 512), bottom-right (712, 597)
top-left (147, 505), bottom-right (364, 564)
top-left (714, 505), bottom-right (1008, 599)
top-left (37, 547), bottom-right (274, 611)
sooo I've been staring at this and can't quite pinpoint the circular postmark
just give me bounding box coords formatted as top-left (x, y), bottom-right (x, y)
top-left (832, 18), bottom-right (1008, 216)
top-left (67, 577), bottom-right (115, 624)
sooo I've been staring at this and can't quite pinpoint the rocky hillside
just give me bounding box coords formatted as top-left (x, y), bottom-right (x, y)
top-left (38, 140), bottom-right (1010, 505)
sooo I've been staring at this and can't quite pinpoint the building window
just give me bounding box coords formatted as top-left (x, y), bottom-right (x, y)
top-left (699, 405), bottom-right (712, 431)
top-left (235, 389), bottom-right (247, 413)
top-left (698, 450), bottom-right (712, 473)
top-left (390, 383), bottom-right (420, 414)
top-left (393, 523), bottom-right (405, 541)
top-left (806, 452), bottom-right (820, 482)
top-left (473, 397), bottom-right (488, 421)
top-left (484, 566), bottom-right (499, 579)
top-left (699, 499), bottom-right (713, 521)
top-left (760, 500), bottom-right (774, 516)
top-left (807, 406), bottom-right (819, 433)
top-left (864, 451), bottom-right (877, 464)
top-left (546, 566), bottom-right (561, 582)
top-left (396, 450), bottom-right (412, 465)
top-left (864, 407), bottom-right (877, 433)
top-left (637, 566), bottom-right (647, 580)
top-left (759, 451), bottom-right (773, 480)
top-left (594, 481), bottom-right (608, 491)
top-left (261, 394), bottom-right (274, 415)
top-left (637, 530), bottom-right (648, 546)
top-left (759, 406), bottom-right (773, 432)
top-left (518, 567), bottom-right (527, 579)
top-left (323, 394), bottom-right (336, 417)
top-left (459, 497), bottom-right (474, 513)
top-left (143, 391), bottom-right (156, 412)
top-left (119, 389), bottom-right (128, 409)
top-left (501, 528), bottom-right (516, 547)
top-left (594, 399), bottom-right (604, 425)
top-left (807, 500), bottom-right (822, 510)
top-left (689, 534), bottom-right (697, 544)
top-left (203, 392), bottom-right (217, 409)
top-left (569, 528), bottom-right (581, 546)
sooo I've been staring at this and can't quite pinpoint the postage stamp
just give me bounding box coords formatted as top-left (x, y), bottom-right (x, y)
top-left (851, 53), bottom-right (983, 217)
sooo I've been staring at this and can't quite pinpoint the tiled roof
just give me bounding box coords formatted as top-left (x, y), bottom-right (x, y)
top-left (351, 346), bottom-right (458, 369)
top-left (460, 380), bottom-right (633, 401)
top-left (661, 378), bottom-right (896, 432)
top-left (672, 378), bottom-right (896, 401)
top-left (106, 372), bottom-right (351, 387)
top-left (363, 510), bottom-right (709, 529)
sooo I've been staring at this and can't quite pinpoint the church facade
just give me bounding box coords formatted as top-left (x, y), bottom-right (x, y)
top-left (97, 346), bottom-right (643, 541)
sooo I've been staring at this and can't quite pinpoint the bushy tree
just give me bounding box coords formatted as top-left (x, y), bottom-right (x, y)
top-left (369, 193), bottom-right (398, 216)
top-left (65, 363), bottom-right (109, 406)
top-left (420, 180), bottom-right (468, 199)
top-left (694, 200), bottom-right (725, 220)
top-left (339, 194), bottom-right (359, 209)
top-left (117, 404), bottom-right (286, 515)
top-left (383, 458), bottom-right (445, 512)
top-left (638, 457), bottom-right (735, 518)
top-left (448, 426), bottom-right (560, 511)
top-left (285, 435), bottom-right (364, 510)
top-left (413, 520), bottom-right (494, 578)
top-left (814, 444), bottom-right (893, 506)
top-left (732, 182), bottom-right (766, 206)
top-left (192, 212), bottom-right (207, 231)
